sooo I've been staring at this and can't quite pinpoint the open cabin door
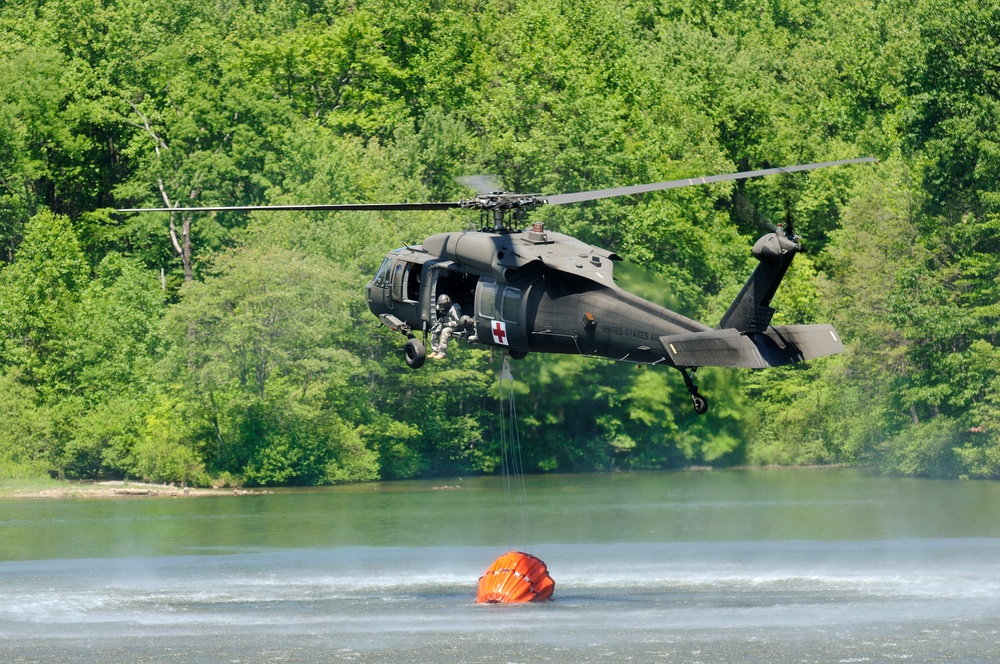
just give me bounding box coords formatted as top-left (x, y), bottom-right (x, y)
top-left (427, 264), bottom-right (479, 328)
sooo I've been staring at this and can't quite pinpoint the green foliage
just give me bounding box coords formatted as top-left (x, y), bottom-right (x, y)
top-left (879, 416), bottom-right (963, 478)
top-left (133, 396), bottom-right (209, 486)
top-left (0, 210), bottom-right (88, 392)
top-left (903, 0), bottom-right (1000, 216)
top-left (66, 253), bottom-right (166, 402)
top-left (3, 0), bottom-right (1000, 484)
top-left (0, 371), bottom-right (55, 479)
top-left (60, 397), bottom-right (148, 479)
top-left (158, 243), bottom-right (384, 485)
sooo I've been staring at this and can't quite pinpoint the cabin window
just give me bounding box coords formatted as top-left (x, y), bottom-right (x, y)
top-left (501, 287), bottom-right (521, 323)
top-left (404, 263), bottom-right (421, 302)
top-left (479, 282), bottom-right (498, 318)
top-left (391, 262), bottom-right (404, 301)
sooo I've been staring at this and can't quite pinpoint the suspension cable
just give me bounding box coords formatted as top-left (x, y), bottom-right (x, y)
top-left (498, 354), bottom-right (530, 551)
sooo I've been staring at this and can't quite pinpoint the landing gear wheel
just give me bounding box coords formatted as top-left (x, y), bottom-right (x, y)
top-left (403, 338), bottom-right (426, 369)
top-left (677, 367), bottom-right (709, 415)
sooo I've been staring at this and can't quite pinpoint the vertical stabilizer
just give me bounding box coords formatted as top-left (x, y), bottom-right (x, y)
top-left (718, 228), bottom-right (800, 332)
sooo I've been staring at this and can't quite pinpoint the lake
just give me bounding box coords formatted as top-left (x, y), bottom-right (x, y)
top-left (2, 468), bottom-right (1000, 662)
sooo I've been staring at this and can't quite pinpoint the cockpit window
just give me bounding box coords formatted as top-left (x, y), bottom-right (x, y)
top-left (372, 258), bottom-right (391, 287)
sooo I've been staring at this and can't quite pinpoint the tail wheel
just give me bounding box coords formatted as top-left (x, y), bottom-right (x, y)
top-left (403, 338), bottom-right (426, 369)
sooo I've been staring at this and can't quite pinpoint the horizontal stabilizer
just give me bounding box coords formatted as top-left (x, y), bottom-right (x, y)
top-left (660, 324), bottom-right (844, 369)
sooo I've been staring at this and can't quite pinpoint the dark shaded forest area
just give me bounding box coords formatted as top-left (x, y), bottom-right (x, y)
top-left (1, 0), bottom-right (998, 485)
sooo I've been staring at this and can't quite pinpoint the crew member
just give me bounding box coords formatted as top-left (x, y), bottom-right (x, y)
top-left (430, 294), bottom-right (462, 360)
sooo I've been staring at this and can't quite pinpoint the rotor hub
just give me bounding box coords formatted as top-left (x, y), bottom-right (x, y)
top-left (460, 192), bottom-right (544, 211)
top-left (460, 193), bottom-right (544, 231)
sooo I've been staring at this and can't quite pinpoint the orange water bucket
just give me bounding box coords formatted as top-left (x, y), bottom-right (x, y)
top-left (476, 551), bottom-right (555, 603)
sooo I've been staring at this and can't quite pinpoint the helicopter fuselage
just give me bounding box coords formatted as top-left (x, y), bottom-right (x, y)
top-left (365, 227), bottom-right (709, 368)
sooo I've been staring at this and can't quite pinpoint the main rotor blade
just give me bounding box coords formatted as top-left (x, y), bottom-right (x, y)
top-left (119, 157), bottom-right (876, 214)
top-left (118, 201), bottom-right (463, 213)
top-left (542, 157), bottom-right (877, 206)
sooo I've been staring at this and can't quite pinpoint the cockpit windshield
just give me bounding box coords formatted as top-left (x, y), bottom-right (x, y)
top-left (372, 257), bottom-right (392, 287)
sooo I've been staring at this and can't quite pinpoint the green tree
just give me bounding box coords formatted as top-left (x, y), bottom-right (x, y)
top-left (161, 244), bottom-right (379, 484)
top-left (0, 371), bottom-right (56, 479)
top-left (903, 0), bottom-right (1000, 217)
top-left (65, 253), bottom-right (165, 402)
top-left (53, 254), bottom-right (166, 478)
top-left (0, 209), bottom-right (88, 393)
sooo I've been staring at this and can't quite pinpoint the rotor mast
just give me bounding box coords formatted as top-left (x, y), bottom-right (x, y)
top-left (459, 192), bottom-right (543, 231)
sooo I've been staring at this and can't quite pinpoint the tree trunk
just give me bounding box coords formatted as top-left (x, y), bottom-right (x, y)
top-left (181, 213), bottom-right (193, 281)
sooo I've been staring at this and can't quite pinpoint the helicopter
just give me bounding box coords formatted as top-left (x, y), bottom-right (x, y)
top-left (121, 157), bottom-right (875, 414)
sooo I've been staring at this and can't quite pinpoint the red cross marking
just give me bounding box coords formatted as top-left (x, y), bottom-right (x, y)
top-left (492, 320), bottom-right (508, 345)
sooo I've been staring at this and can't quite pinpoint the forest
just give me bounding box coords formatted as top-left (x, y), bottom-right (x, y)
top-left (1, 0), bottom-right (998, 486)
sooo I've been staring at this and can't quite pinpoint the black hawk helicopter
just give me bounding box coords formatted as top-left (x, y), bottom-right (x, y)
top-left (121, 157), bottom-right (875, 414)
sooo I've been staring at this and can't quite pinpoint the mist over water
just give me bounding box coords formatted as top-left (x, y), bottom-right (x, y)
top-left (3, 469), bottom-right (1000, 662)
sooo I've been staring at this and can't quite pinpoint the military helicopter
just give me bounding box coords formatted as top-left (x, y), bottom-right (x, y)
top-left (122, 157), bottom-right (875, 414)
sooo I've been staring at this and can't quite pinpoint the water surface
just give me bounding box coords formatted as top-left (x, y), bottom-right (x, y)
top-left (2, 469), bottom-right (999, 662)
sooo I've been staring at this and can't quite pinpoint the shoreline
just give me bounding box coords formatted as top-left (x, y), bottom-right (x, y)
top-left (0, 480), bottom-right (272, 500)
top-left (0, 466), bottom-right (856, 500)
